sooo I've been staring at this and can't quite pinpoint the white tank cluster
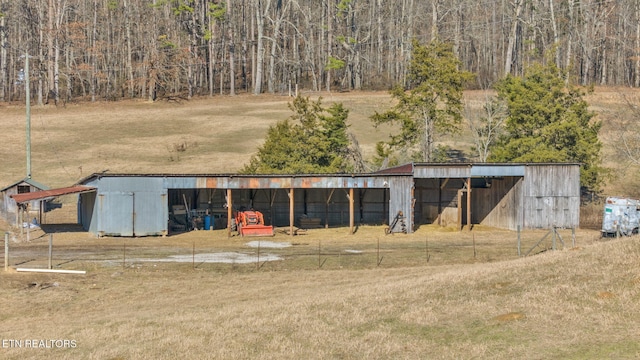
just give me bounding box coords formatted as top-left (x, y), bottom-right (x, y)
top-left (602, 197), bottom-right (640, 237)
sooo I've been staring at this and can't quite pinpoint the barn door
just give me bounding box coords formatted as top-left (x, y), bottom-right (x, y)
top-left (133, 191), bottom-right (167, 236)
top-left (98, 192), bottom-right (134, 237)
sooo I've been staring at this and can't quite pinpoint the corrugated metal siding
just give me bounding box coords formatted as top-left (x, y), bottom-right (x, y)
top-left (388, 177), bottom-right (414, 233)
top-left (89, 177), bottom-right (168, 236)
top-left (471, 165), bottom-right (525, 177)
top-left (79, 192), bottom-right (96, 232)
top-left (414, 165), bottom-right (470, 178)
top-left (132, 190), bottom-right (168, 236)
top-left (98, 192), bottom-right (134, 236)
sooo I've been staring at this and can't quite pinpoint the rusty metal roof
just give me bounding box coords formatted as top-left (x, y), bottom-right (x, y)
top-left (10, 185), bottom-right (96, 204)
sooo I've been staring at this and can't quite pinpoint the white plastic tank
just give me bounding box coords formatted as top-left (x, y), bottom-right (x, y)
top-left (602, 197), bottom-right (640, 236)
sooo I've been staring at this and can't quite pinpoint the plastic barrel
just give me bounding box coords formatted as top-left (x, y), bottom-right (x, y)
top-left (204, 215), bottom-right (212, 230)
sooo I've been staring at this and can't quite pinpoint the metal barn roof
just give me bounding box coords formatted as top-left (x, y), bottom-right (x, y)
top-left (10, 185), bottom-right (96, 204)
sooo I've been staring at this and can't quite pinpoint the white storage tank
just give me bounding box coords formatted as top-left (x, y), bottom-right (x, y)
top-left (602, 197), bottom-right (640, 236)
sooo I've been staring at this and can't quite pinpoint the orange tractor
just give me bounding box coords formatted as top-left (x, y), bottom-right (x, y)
top-left (235, 209), bottom-right (274, 236)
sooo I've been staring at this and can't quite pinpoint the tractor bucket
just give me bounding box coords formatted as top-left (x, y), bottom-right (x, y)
top-left (240, 225), bottom-right (275, 237)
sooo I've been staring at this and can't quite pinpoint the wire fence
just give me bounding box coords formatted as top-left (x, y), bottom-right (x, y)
top-left (2, 226), bottom-right (599, 274)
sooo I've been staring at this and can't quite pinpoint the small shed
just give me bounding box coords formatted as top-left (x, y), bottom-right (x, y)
top-left (0, 177), bottom-right (49, 225)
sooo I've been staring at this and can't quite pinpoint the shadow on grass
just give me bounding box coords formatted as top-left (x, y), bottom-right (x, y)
top-left (40, 223), bottom-right (85, 233)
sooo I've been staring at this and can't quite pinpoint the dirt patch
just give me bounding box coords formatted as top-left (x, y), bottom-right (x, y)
top-left (493, 312), bottom-right (526, 322)
top-left (131, 252), bottom-right (282, 264)
top-left (245, 241), bottom-right (292, 249)
top-left (597, 291), bottom-right (616, 299)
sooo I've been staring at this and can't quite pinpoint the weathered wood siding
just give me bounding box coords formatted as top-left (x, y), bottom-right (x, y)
top-left (472, 177), bottom-right (523, 230)
top-left (414, 178), bottom-right (465, 227)
top-left (523, 165), bottom-right (580, 228)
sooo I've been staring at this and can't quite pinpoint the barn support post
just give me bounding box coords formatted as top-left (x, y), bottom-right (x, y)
top-left (438, 178), bottom-right (449, 226)
top-left (457, 190), bottom-right (463, 231)
top-left (289, 188), bottom-right (295, 236)
top-left (226, 189), bottom-right (232, 238)
top-left (349, 188), bottom-right (354, 234)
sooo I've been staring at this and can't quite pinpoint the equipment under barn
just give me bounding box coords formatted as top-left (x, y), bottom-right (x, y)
top-left (9, 163), bottom-right (581, 237)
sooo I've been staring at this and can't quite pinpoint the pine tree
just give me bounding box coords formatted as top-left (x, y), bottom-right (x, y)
top-left (242, 96), bottom-right (352, 174)
top-left (371, 39), bottom-right (474, 163)
top-left (489, 61), bottom-right (605, 192)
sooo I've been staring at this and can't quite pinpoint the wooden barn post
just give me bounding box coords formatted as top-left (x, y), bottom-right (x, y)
top-left (289, 188), bottom-right (295, 236)
top-left (227, 189), bottom-right (232, 238)
top-left (349, 188), bottom-right (355, 234)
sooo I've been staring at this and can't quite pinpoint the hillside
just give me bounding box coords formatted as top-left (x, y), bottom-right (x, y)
top-left (1, 88), bottom-right (640, 196)
top-left (0, 231), bottom-right (637, 359)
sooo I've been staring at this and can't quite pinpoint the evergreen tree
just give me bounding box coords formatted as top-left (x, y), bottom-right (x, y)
top-left (242, 96), bottom-right (352, 174)
top-left (371, 39), bottom-right (474, 163)
top-left (489, 61), bottom-right (605, 192)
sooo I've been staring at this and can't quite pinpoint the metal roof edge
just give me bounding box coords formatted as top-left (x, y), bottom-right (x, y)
top-left (413, 162), bottom-right (581, 166)
top-left (1, 177), bottom-right (50, 192)
top-left (78, 172), bottom-right (413, 181)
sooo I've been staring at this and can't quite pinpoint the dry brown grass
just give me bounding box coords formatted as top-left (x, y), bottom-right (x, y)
top-left (3, 227), bottom-right (640, 359)
top-left (0, 92), bottom-right (394, 187)
top-left (2, 89), bottom-right (640, 359)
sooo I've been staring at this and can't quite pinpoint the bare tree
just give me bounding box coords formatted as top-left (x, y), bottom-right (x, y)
top-left (466, 95), bottom-right (507, 162)
top-left (612, 94), bottom-right (640, 166)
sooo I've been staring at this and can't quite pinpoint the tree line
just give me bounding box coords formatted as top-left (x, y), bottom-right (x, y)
top-left (1, 0), bottom-right (640, 104)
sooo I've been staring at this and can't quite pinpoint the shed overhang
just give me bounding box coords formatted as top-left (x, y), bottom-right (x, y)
top-left (10, 185), bottom-right (96, 204)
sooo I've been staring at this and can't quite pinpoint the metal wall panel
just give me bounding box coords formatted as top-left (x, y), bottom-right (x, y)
top-left (133, 190), bottom-right (168, 236)
top-left (79, 192), bottom-right (96, 232)
top-left (388, 177), bottom-right (414, 233)
top-left (98, 192), bottom-right (134, 236)
top-left (471, 165), bottom-right (525, 177)
top-left (414, 165), bottom-right (470, 178)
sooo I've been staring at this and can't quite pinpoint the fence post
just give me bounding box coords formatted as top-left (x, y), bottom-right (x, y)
top-left (48, 234), bottom-right (53, 270)
top-left (517, 225), bottom-right (521, 257)
top-left (572, 227), bottom-right (576, 248)
top-left (552, 226), bottom-right (556, 250)
top-left (4, 232), bottom-right (8, 271)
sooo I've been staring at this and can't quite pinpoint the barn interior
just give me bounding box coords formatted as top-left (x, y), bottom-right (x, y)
top-left (167, 188), bottom-right (390, 233)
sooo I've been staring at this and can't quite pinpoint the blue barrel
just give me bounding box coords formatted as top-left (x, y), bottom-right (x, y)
top-left (204, 215), bottom-right (213, 230)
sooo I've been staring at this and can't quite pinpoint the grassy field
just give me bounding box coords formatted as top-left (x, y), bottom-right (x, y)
top-left (2, 226), bottom-right (639, 359)
top-left (1, 89), bottom-right (640, 358)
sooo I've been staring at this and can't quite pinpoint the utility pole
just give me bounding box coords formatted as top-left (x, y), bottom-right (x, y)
top-left (24, 50), bottom-right (31, 179)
